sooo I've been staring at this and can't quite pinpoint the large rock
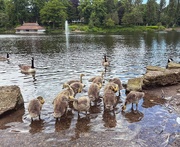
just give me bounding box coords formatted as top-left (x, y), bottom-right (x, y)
top-left (0, 85), bottom-right (24, 116)
top-left (126, 65), bottom-right (180, 91)
top-left (142, 68), bottom-right (180, 89)
top-left (167, 61), bottom-right (180, 69)
top-left (126, 77), bottom-right (143, 92)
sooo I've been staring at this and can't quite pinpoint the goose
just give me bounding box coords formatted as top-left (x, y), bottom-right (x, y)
top-left (0, 53), bottom-right (9, 61)
top-left (19, 57), bottom-right (36, 73)
top-left (89, 72), bottom-right (104, 85)
top-left (28, 96), bottom-right (45, 121)
top-left (122, 91), bottom-right (145, 111)
top-left (65, 73), bottom-right (85, 85)
top-left (104, 82), bottom-right (119, 93)
top-left (109, 77), bottom-right (123, 96)
top-left (73, 96), bottom-right (90, 116)
top-left (88, 82), bottom-right (102, 102)
top-left (61, 83), bottom-right (75, 100)
top-left (53, 94), bottom-right (69, 120)
top-left (69, 82), bottom-right (84, 97)
top-left (102, 54), bottom-right (110, 66)
top-left (103, 85), bottom-right (117, 111)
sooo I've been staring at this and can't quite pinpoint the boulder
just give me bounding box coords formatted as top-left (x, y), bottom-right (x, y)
top-left (0, 85), bottom-right (24, 116)
top-left (126, 65), bottom-right (180, 91)
top-left (142, 68), bottom-right (180, 89)
top-left (167, 62), bottom-right (180, 69)
top-left (126, 77), bottom-right (143, 92)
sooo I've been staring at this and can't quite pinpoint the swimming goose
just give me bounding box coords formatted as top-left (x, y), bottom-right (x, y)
top-left (19, 57), bottom-right (36, 73)
top-left (102, 54), bottom-right (110, 66)
top-left (65, 73), bottom-right (85, 85)
top-left (122, 91), bottom-right (145, 111)
top-left (28, 96), bottom-right (45, 121)
top-left (0, 53), bottom-right (9, 61)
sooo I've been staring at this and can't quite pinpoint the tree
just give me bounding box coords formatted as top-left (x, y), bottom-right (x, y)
top-left (40, 0), bottom-right (67, 29)
top-left (146, 0), bottom-right (158, 25)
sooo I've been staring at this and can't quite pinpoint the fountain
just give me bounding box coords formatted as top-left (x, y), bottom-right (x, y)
top-left (65, 20), bottom-right (69, 49)
top-left (65, 20), bottom-right (69, 35)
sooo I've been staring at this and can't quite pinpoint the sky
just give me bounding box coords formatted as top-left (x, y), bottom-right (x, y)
top-left (142, 0), bottom-right (169, 5)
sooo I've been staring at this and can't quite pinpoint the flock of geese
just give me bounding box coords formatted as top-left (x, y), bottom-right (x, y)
top-left (0, 53), bottom-right (145, 121)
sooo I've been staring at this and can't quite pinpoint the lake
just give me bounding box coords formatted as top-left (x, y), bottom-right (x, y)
top-left (0, 31), bottom-right (180, 146)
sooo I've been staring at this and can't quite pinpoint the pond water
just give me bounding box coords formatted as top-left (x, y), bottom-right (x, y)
top-left (0, 31), bottom-right (180, 146)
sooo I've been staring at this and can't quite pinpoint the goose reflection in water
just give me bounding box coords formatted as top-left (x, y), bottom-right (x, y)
top-left (29, 119), bottom-right (44, 134)
top-left (121, 109), bottom-right (144, 123)
top-left (72, 116), bottom-right (90, 140)
top-left (102, 110), bottom-right (117, 128)
top-left (55, 110), bottom-right (73, 132)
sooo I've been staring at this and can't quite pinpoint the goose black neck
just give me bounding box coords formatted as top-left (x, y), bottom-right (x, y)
top-left (7, 53), bottom-right (9, 58)
top-left (104, 55), bottom-right (107, 62)
top-left (31, 58), bottom-right (35, 68)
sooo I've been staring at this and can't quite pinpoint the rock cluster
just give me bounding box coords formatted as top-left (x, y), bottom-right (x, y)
top-left (126, 61), bottom-right (180, 92)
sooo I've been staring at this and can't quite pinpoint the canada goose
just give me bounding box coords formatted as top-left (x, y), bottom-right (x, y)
top-left (28, 96), bottom-right (45, 121)
top-left (0, 53), bottom-right (9, 61)
top-left (69, 82), bottom-right (84, 96)
top-left (19, 57), bottom-right (36, 73)
top-left (122, 91), bottom-right (145, 111)
top-left (89, 72), bottom-right (104, 85)
top-left (109, 78), bottom-right (123, 96)
top-left (73, 96), bottom-right (90, 116)
top-left (103, 86), bottom-right (117, 111)
top-left (102, 54), bottom-right (110, 66)
top-left (53, 94), bottom-right (69, 120)
top-left (88, 82), bottom-right (102, 102)
top-left (65, 73), bottom-right (85, 85)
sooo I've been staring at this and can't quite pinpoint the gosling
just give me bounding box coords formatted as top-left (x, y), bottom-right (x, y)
top-left (65, 73), bottom-right (85, 85)
top-left (69, 81), bottom-right (84, 96)
top-left (28, 96), bottom-right (45, 121)
top-left (73, 96), bottom-right (90, 116)
top-left (88, 82), bottom-right (102, 102)
top-left (89, 72), bottom-right (104, 85)
top-left (103, 85), bottom-right (117, 111)
top-left (53, 94), bottom-right (69, 121)
top-left (61, 83), bottom-right (75, 100)
top-left (122, 91), bottom-right (145, 111)
top-left (109, 77), bottom-right (123, 96)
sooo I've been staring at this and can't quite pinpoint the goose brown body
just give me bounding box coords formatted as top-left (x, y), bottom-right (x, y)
top-left (0, 53), bottom-right (9, 61)
top-left (19, 57), bottom-right (36, 73)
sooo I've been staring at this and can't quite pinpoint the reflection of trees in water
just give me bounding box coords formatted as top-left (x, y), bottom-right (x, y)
top-left (121, 109), bottom-right (144, 123)
top-left (102, 111), bottom-right (117, 128)
top-left (55, 110), bottom-right (73, 132)
top-left (29, 119), bottom-right (45, 134)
